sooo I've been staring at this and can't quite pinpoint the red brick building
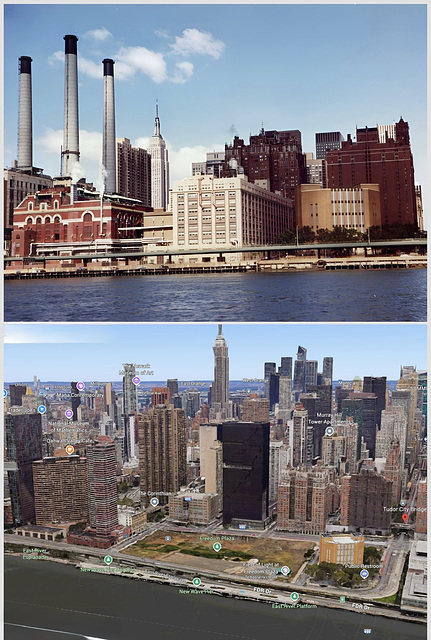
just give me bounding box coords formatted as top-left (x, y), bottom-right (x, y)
top-left (326, 118), bottom-right (417, 227)
top-left (223, 129), bottom-right (306, 201)
top-left (10, 185), bottom-right (151, 260)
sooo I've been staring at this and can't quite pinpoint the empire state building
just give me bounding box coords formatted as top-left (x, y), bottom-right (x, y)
top-left (148, 102), bottom-right (169, 210)
top-left (212, 324), bottom-right (229, 416)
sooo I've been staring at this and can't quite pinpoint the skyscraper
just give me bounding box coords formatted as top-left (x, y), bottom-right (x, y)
top-left (116, 138), bottom-right (151, 205)
top-left (71, 381), bottom-right (81, 421)
top-left (148, 103), bottom-right (169, 209)
top-left (33, 455), bottom-right (89, 525)
top-left (383, 441), bottom-right (402, 505)
top-left (167, 379), bottom-right (179, 398)
top-left (122, 363), bottom-right (138, 416)
top-left (322, 357), bottom-right (333, 386)
top-left (218, 421), bottom-right (270, 528)
top-left (305, 360), bottom-right (318, 391)
top-left (293, 346), bottom-right (307, 401)
top-left (5, 411), bottom-right (43, 524)
top-left (212, 325), bottom-right (229, 414)
top-left (363, 376), bottom-right (387, 427)
top-left (87, 436), bottom-right (118, 536)
top-left (292, 403), bottom-right (309, 467)
top-left (138, 406), bottom-right (187, 506)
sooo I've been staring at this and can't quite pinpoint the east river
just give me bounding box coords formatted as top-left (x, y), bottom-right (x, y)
top-left (4, 557), bottom-right (426, 640)
top-left (4, 269), bottom-right (427, 322)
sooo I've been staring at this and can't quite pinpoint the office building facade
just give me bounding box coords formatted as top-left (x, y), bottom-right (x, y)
top-left (218, 421), bottom-right (270, 528)
top-left (116, 138), bottom-right (151, 205)
top-left (138, 406), bottom-right (187, 506)
top-left (33, 455), bottom-right (89, 524)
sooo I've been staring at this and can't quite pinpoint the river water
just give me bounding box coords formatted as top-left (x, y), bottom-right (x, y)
top-left (4, 269), bottom-right (427, 322)
top-left (4, 557), bottom-right (426, 640)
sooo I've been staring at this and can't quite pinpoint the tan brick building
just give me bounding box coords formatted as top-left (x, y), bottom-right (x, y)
top-left (297, 183), bottom-right (381, 233)
top-left (319, 533), bottom-right (364, 565)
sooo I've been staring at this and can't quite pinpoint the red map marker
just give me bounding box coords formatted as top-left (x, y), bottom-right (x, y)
top-left (402, 513), bottom-right (408, 523)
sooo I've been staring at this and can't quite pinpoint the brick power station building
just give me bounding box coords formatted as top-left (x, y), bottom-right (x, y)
top-left (325, 118), bottom-right (417, 227)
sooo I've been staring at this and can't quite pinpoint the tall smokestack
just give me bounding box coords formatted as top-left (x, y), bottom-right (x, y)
top-left (102, 58), bottom-right (116, 194)
top-left (62, 35), bottom-right (80, 177)
top-left (17, 56), bottom-right (33, 169)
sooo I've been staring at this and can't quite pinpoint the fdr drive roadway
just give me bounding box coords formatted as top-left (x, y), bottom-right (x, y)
top-left (4, 238), bottom-right (427, 266)
top-left (4, 529), bottom-right (422, 625)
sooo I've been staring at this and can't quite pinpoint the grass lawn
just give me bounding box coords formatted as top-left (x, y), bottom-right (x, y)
top-left (121, 530), bottom-right (313, 577)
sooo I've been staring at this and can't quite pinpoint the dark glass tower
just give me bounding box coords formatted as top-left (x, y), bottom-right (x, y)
top-left (218, 421), bottom-right (270, 527)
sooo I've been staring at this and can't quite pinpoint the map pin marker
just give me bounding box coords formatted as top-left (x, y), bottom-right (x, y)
top-left (402, 513), bottom-right (408, 524)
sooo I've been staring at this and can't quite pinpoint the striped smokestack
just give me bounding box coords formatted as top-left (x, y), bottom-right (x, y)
top-left (62, 35), bottom-right (80, 177)
top-left (17, 56), bottom-right (33, 169)
top-left (102, 58), bottom-right (116, 194)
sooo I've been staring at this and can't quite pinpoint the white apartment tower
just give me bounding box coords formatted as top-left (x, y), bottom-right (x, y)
top-left (148, 103), bottom-right (169, 210)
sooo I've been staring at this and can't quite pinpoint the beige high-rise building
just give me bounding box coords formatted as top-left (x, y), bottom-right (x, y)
top-left (170, 174), bottom-right (294, 255)
top-left (138, 405), bottom-right (187, 506)
top-left (297, 183), bottom-right (381, 233)
top-left (322, 434), bottom-right (346, 470)
top-left (199, 424), bottom-right (223, 511)
top-left (277, 464), bottom-right (333, 533)
top-left (383, 441), bottom-right (402, 505)
top-left (376, 405), bottom-right (408, 463)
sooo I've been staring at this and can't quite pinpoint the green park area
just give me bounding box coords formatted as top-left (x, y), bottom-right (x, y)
top-left (305, 546), bottom-right (383, 588)
top-left (121, 531), bottom-right (313, 577)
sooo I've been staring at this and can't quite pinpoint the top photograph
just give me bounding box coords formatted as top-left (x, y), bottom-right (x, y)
top-left (3, 4), bottom-right (427, 322)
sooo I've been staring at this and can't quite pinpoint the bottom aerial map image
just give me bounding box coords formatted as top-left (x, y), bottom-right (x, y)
top-left (4, 323), bottom-right (427, 639)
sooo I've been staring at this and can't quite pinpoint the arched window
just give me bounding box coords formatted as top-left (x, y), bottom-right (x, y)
top-left (26, 217), bottom-right (33, 226)
top-left (40, 202), bottom-right (47, 211)
top-left (28, 201), bottom-right (33, 211)
top-left (83, 212), bottom-right (93, 239)
top-left (53, 200), bottom-right (59, 209)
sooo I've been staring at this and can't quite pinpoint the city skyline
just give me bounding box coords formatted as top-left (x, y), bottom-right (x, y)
top-left (4, 4), bottom-right (427, 215)
top-left (4, 323), bottom-right (427, 381)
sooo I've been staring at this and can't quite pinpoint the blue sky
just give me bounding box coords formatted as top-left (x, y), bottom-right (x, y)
top-left (4, 323), bottom-right (427, 382)
top-left (4, 3), bottom-right (427, 214)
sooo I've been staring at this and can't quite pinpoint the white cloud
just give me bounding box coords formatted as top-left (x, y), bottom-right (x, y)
top-left (48, 50), bottom-right (63, 67)
top-left (154, 28), bottom-right (170, 40)
top-left (133, 137), bottom-right (151, 149)
top-left (115, 46), bottom-right (167, 83)
top-left (84, 27), bottom-right (112, 41)
top-left (171, 61), bottom-right (194, 84)
top-left (37, 128), bottom-right (102, 163)
top-left (79, 57), bottom-right (102, 79)
top-left (170, 28), bottom-right (225, 60)
top-left (167, 143), bottom-right (225, 183)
